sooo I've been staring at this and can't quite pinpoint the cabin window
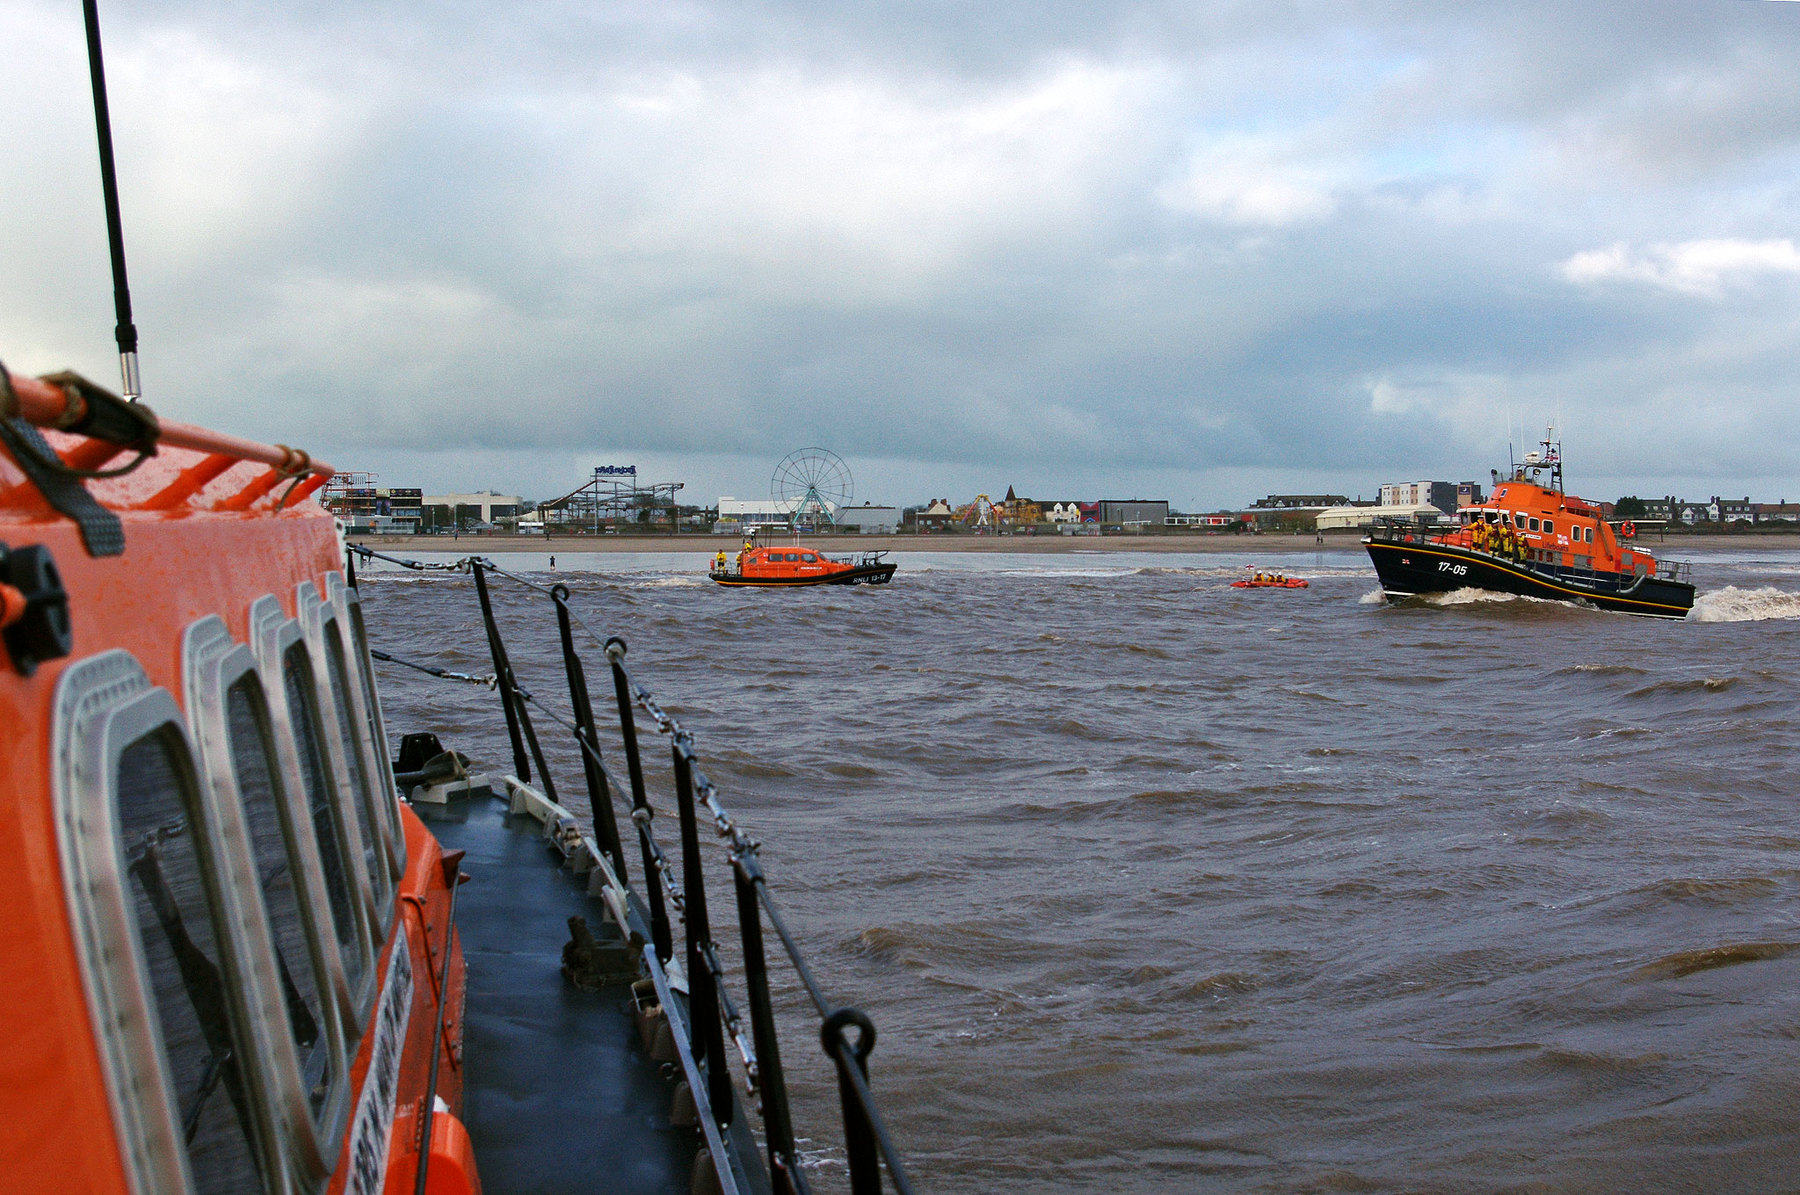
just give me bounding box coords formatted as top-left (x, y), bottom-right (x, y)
top-left (283, 642), bottom-right (368, 1000)
top-left (322, 621), bottom-right (393, 923)
top-left (1585, 527), bottom-right (1593, 543)
top-left (117, 725), bottom-right (270, 1195)
top-left (344, 597), bottom-right (405, 874)
top-left (226, 678), bottom-right (332, 1121)
top-left (1529, 517), bottom-right (1540, 531)
top-left (1543, 520), bottom-right (1554, 535)
top-left (802, 553), bottom-right (818, 562)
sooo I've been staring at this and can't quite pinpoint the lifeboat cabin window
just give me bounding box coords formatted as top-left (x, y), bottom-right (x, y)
top-left (184, 616), bottom-right (350, 1181)
top-left (53, 654), bottom-right (274, 1195)
top-left (1543, 520), bottom-right (1554, 535)
top-left (801, 553), bottom-right (819, 562)
top-left (297, 581), bottom-right (395, 937)
top-left (340, 587), bottom-right (407, 876)
top-left (282, 640), bottom-right (373, 1004)
top-left (322, 619), bottom-right (394, 923)
top-left (118, 725), bottom-right (270, 1193)
top-left (1529, 517), bottom-right (1540, 531)
top-left (224, 677), bottom-right (336, 1121)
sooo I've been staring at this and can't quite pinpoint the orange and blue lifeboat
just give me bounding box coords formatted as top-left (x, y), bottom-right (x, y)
top-left (709, 543), bottom-right (896, 587)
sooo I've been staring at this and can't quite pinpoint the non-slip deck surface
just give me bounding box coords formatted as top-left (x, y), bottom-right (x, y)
top-left (417, 797), bottom-right (694, 1195)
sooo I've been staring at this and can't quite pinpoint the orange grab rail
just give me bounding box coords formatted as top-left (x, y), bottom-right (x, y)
top-left (7, 372), bottom-right (334, 479)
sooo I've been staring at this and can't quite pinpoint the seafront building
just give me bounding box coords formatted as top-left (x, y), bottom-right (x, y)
top-left (1637, 496), bottom-right (1800, 526)
top-left (421, 491), bottom-right (524, 532)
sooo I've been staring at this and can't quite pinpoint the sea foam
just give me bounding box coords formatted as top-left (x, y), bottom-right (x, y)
top-left (1689, 585), bottom-right (1800, 623)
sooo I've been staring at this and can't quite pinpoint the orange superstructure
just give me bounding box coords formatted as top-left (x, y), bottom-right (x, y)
top-left (0, 366), bottom-right (476, 1195)
top-left (1443, 483), bottom-right (1643, 574)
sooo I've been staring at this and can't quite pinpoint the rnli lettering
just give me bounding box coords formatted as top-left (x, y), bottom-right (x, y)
top-left (347, 924), bottom-right (415, 1195)
top-left (1438, 562), bottom-right (1467, 576)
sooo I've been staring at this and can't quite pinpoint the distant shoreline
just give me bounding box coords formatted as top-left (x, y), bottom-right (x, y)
top-left (350, 531), bottom-right (1800, 556)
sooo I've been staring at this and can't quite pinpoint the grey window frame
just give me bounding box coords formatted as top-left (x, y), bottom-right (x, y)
top-left (248, 595), bottom-right (379, 1027)
top-left (184, 616), bottom-right (351, 1187)
top-left (326, 574), bottom-right (406, 882)
top-left (52, 651), bottom-right (281, 1195)
top-left (296, 582), bottom-right (393, 935)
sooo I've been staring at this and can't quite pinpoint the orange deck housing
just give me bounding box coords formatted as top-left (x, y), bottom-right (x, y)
top-left (0, 370), bottom-right (474, 1195)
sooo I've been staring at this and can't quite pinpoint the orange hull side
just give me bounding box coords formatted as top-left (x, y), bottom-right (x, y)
top-left (2, 418), bottom-right (471, 1193)
top-left (0, 439), bottom-right (344, 1194)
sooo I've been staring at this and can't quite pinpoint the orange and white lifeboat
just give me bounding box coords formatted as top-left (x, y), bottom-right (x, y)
top-left (709, 542), bottom-right (896, 587)
top-left (0, 367), bottom-right (477, 1195)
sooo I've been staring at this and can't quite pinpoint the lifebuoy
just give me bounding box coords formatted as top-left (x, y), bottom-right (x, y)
top-left (1621, 520), bottom-right (1636, 539)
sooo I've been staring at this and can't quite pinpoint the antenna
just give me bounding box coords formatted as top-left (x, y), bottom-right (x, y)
top-left (81, 0), bottom-right (140, 401)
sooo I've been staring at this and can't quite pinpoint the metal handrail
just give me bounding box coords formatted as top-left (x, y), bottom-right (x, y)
top-left (353, 545), bottom-right (911, 1194)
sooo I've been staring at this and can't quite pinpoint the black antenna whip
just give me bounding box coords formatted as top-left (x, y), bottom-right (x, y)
top-left (81, 0), bottom-right (140, 401)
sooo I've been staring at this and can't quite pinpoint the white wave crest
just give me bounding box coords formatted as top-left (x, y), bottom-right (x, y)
top-left (1358, 590), bottom-right (1388, 605)
top-left (641, 576), bottom-right (706, 588)
top-left (1422, 587), bottom-right (1549, 607)
top-left (991, 567), bottom-right (1146, 579)
top-left (1689, 586), bottom-right (1800, 623)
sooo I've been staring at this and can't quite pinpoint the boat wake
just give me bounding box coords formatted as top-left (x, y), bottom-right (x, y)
top-left (1689, 586), bottom-right (1800, 623)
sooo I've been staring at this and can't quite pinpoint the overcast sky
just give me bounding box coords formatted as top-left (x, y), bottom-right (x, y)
top-left (4, 1), bottom-right (1799, 508)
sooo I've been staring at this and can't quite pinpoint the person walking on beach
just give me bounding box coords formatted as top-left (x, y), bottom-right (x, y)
top-left (550, 555), bottom-right (556, 569)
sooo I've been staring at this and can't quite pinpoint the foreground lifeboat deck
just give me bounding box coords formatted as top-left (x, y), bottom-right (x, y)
top-left (0, 369), bottom-right (474, 1195)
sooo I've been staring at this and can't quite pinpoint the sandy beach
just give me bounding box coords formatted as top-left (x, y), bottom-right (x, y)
top-left (350, 531), bottom-right (1800, 556)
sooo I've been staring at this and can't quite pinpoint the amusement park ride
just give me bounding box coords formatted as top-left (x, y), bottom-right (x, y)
top-left (771, 448), bottom-right (854, 529)
top-left (536, 464), bottom-right (684, 532)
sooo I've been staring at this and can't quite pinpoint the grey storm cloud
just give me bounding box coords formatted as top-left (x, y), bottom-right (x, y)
top-left (2, 0), bottom-right (1798, 505)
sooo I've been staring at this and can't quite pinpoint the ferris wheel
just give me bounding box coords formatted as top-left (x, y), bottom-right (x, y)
top-left (771, 448), bottom-right (853, 527)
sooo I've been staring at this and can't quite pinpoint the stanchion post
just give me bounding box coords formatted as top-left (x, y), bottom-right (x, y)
top-left (471, 560), bottom-right (533, 783)
top-left (553, 588), bottom-right (628, 882)
top-left (673, 740), bottom-right (734, 1125)
top-left (822, 1010), bottom-right (883, 1195)
top-left (607, 642), bottom-right (673, 964)
top-left (734, 855), bottom-right (803, 1194)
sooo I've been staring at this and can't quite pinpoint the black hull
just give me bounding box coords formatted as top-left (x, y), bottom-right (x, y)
top-left (1365, 538), bottom-right (1693, 618)
top-left (709, 563), bottom-right (897, 587)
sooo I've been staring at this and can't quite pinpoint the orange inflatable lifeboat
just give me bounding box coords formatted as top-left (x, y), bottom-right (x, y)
top-left (1232, 572), bottom-right (1309, 589)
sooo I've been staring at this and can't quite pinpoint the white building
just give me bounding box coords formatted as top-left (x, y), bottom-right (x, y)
top-left (422, 492), bottom-right (523, 529)
top-left (1315, 502), bottom-right (1449, 531)
top-left (835, 504), bottom-right (901, 533)
top-left (715, 496), bottom-right (802, 533)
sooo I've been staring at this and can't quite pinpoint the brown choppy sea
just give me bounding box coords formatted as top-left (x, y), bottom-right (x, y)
top-left (358, 547), bottom-right (1800, 1193)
